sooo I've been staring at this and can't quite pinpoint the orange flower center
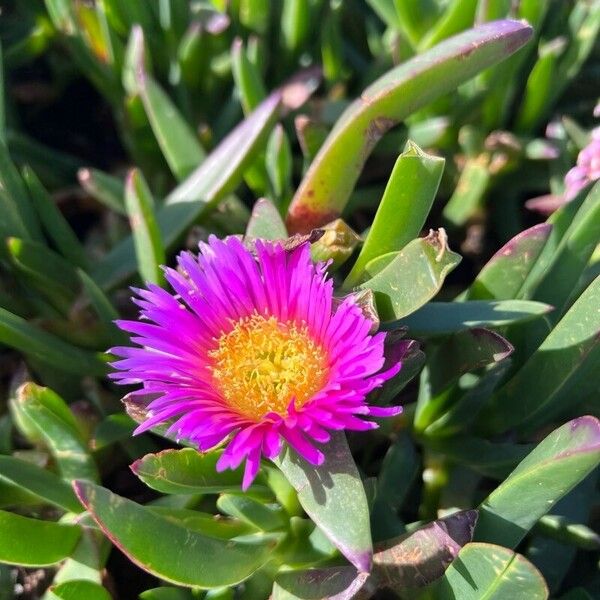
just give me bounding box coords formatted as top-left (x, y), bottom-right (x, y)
top-left (209, 313), bottom-right (329, 420)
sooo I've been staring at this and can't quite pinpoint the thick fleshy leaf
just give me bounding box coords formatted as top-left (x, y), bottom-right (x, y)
top-left (7, 238), bottom-right (78, 317)
top-left (466, 223), bottom-right (553, 300)
top-left (482, 275), bottom-right (600, 434)
top-left (124, 168), bottom-right (165, 286)
top-left (475, 416), bottom-right (600, 549)
top-left (78, 167), bottom-right (125, 214)
top-left (394, 300), bottom-right (552, 336)
top-left (245, 198), bottom-right (287, 241)
top-left (12, 383), bottom-right (99, 482)
top-left (373, 432), bottom-right (419, 516)
top-left (272, 566), bottom-right (369, 600)
top-left (442, 155), bottom-right (491, 228)
top-left (216, 494), bottom-right (287, 532)
top-left (0, 307), bottom-right (107, 376)
top-left (531, 183), bottom-right (600, 318)
top-left (23, 166), bottom-right (88, 270)
top-left (274, 431), bottom-right (372, 572)
top-left (414, 328), bottom-right (513, 433)
top-left (77, 269), bottom-right (127, 345)
top-left (359, 230), bottom-right (461, 320)
top-left (51, 580), bottom-right (111, 600)
top-left (0, 138), bottom-right (43, 241)
top-left (373, 510), bottom-right (478, 590)
top-left (51, 527), bottom-right (108, 588)
top-left (424, 437), bottom-right (532, 480)
top-left (527, 475), bottom-right (597, 593)
top-left (140, 588), bottom-right (197, 600)
top-left (419, 0), bottom-right (478, 50)
top-left (0, 456), bottom-right (82, 513)
top-left (132, 28), bottom-right (205, 181)
top-left (424, 361), bottom-right (512, 438)
top-left (74, 481), bottom-right (279, 588)
top-left (232, 37), bottom-right (267, 115)
top-left (266, 125), bottom-right (293, 203)
top-left (131, 448), bottom-right (249, 494)
top-left (0, 510), bottom-right (80, 566)
top-left (431, 543), bottom-right (548, 599)
top-left (344, 142), bottom-right (445, 288)
top-left (286, 20), bottom-right (533, 233)
top-left (93, 93), bottom-right (281, 290)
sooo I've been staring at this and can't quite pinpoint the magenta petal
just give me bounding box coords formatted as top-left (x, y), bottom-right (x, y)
top-left (111, 237), bottom-right (403, 489)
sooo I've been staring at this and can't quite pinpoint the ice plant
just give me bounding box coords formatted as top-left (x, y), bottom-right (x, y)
top-left (110, 237), bottom-right (401, 488)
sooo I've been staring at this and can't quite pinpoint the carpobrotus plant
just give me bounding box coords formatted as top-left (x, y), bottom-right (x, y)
top-left (111, 238), bottom-right (402, 491)
top-left (0, 2), bottom-right (599, 599)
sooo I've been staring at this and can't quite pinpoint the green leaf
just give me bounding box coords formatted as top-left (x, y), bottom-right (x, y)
top-left (274, 431), bottom-right (372, 572)
top-left (0, 456), bottom-right (82, 513)
top-left (149, 507), bottom-right (254, 540)
top-left (372, 433), bottom-right (419, 535)
top-left (273, 566), bottom-right (368, 600)
top-left (295, 115), bottom-right (328, 165)
top-left (77, 269), bottom-right (126, 344)
top-left (245, 198), bottom-right (288, 241)
top-left (430, 542), bottom-right (548, 599)
top-left (520, 4), bottom-right (600, 132)
top-left (140, 588), bottom-right (198, 600)
top-left (531, 183), bottom-right (600, 318)
top-left (217, 494), bottom-right (287, 532)
top-left (395, 300), bottom-right (552, 336)
top-left (422, 361), bottom-right (511, 438)
top-left (7, 130), bottom-right (83, 188)
top-left (286, 20), bottom-right (533, 233)
top-left (345, 142), bottom-right (445, 288)
top-left (467, 223), bottom-right (552, 300)
top-left (482, 275), bottom-right (600, 434)
top-left (0, 510), bottom-right (80, 566)
top-left (515, 38), bottom-right (566, 133)
top-left (74, 481), bottom-right (279, 588)
top-left (130, 448), bottom-right (267, 496)
top-left (281, 0), bottom-right (311, 56)
top-left (474, 416), bottom-right (600, 549)
top-left (132, 28), bottom-right (205, 181)
top-left (124, 168), bottom-right (165, 286)
top-left (415, 329), bottom-right (513, 432)
top-left (7, 237), bottom-right (80, 313)
top-left (0, 138), bottom-right (43, 241)
top-left (393, 0), bottom-right (440, 46)
top-left (419, 0), bottom-right (478, 51)
top-left (373, 510), bottom-right (477, 590)
top-left (93, 93), bottom-right (281, 290)
top-left (231, 37), bottom-right (267, 115)
top-left (22, 166), bottom-right (88, 270)
top-left (359, 231), bottom-right (462, 321)
top-left (442, 156), bottom-right (491, 228)
top-left (51, 580), bottom-right (111, 600)
top-left (13, 383), bottom-right (99, 482)
top-left (424, 437), bottom-right (531, 480)
top-left (78, 167), bottom-right (125, 215)
top-left (0, 307), bottom-right (107, 376)
top-left (52, 527), bottom-right (108, 588)
top-left (535, 514), bottom-right (600, 551)
top-left (266, 124), bottom-right (293, 204)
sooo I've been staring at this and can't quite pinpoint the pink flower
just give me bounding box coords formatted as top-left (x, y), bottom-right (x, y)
top-left (110, 237), bottom-right (401, 489)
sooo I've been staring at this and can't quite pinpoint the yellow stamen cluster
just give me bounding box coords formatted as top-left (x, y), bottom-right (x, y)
top-left (209, 313), bottom-right (328, 420)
